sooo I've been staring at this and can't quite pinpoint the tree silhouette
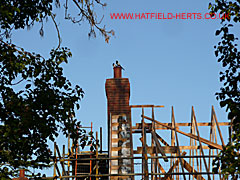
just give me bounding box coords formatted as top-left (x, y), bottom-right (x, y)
top-left (209, 1), bottom-right (240, 179)
top-left (0, 0), bottom-right (112, 179)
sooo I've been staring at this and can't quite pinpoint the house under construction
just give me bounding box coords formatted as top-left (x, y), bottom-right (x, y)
top-left (47, 65), bottom-right (231, 180)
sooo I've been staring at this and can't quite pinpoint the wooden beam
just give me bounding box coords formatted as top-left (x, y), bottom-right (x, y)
top-left (162, 152), bottom-right (187, 180)
top-left (142, 115), bottom-right (223, 150)
top-left (142, 108), bottom-right (149, 180)
top-left (62, 145), bottom-right (65, 177)
top-left (170, 111), bottom-right (175, 180)
top-left (132, 129), bottom-right (151, 133)
top-left (157, 161), bottom-right (166, 173)
top-left (55, 162), bottom-right (61, 178)
top-left (67, 134), bottom-right (70, 175)
top-left (229, 119), bottom-right (233, 143)
top-left (212, 106), bottom-right (224, 180)
top-left (134, 145), bottom-right (214, 154)
top-left (182, 159), bottom-right (205, 180)
top-left (53, 143), bottom-right (61, 178)
top-left (54, 142), bottom-right (57, 177)
top-left (143, 127), bottom-right (149, 180)
top-left (208, 109), bottom-right (216, 176)
top-left (157, 161), bottom-right (170, 180)
top-left (155, 133), bottom-right (170, 146)
top-left (96, 132), bottom-right (99, 180)
top-left (55, 144), bottom-right (67, 176)
top-left (132, 122), bottom-right (230, 130)
top-left (192, 107), bottom-right (211, 180)
top-left (134, 146), bottom-right (153, 154)
top-left (172, 107), bottom-right (186, 180)
top-left (151, 131), bottom-right (168, 162)
top-left (212, 106), bottom-right (225, 146)
top-left (151, 107), bottom-right (157, 180)
top-left (100, 127), bottom-right (102, 153)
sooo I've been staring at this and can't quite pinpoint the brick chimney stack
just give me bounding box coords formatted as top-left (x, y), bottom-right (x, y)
top-left (113, 66), bottom-right (122, 78)
top-left (106, 66), bottom-right (130, 114)
top-left (105, 64), bottom-right (134, 178)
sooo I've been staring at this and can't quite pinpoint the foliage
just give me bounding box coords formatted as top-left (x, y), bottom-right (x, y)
top-left (0, 0), bottom-right (111, 179)
top-left (0, 0), bottom-right (114, 42)
top-left (209, 0), bottom-right (240, 179)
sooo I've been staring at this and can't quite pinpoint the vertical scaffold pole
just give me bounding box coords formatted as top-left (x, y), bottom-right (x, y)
top-left (96, 131), bottom-right (99, 180)
top-left (90, 122), bottom-right (93, 180)
top-left (54, 142), bottom-right (56, 178)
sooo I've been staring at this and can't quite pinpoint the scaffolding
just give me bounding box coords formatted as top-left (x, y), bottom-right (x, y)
top-left (46, 105), bottom-right (230, 180)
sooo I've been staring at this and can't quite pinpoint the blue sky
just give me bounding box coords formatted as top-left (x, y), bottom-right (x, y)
top-left (11, 0), bottom-right (230, 176)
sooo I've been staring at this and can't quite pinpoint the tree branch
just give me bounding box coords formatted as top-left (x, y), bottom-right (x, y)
top-left (10, 78), bottom-right (24, 85)
top-left (50, 13), bottom-right (61, 49)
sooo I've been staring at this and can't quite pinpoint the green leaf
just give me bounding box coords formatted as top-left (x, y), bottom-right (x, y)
top-left (208, 3), bottom-right (212, 10)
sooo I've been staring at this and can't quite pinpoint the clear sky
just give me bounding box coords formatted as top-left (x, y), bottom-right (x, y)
top-left (12, 0), bottom-right (229, 176)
